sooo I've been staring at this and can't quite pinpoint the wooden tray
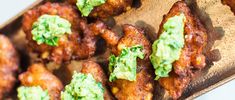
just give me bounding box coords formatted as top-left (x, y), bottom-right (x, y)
top-left (1, 0), bottom-right (235, 99)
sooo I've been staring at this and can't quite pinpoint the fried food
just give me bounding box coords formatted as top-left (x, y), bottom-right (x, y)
top-left (22, 2), bottom-right (97, 64)
top-left (0, 35), bottom-right (19, 99)
top-left (222, 0), bottom-right (235, 14)
top-left (159, 72), bottom-right (190, 99)
top-left (90, 22), bottom-right (154, 100)
top-left (80, 60), bottom-right (113, 100)
top-left (67, 0), bottom-right (133, 18)
top-left (19, 64), bottom-right (63, 100)
top-left (158, 1), bottom-right (207, 99)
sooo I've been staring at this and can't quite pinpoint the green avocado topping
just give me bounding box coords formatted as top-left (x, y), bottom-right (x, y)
top-left (109, 45), bottom-right (144, 82)
top-left (76, 0), bottom-right (106, 16)
top-left (32, 14), bottom-right (72, 46)
top-left (150, 13), bottom-right (185, 80)
top-left (17, 86), bottom-right (50, 100)
top-left (61, 72), bottom-right (104, 100)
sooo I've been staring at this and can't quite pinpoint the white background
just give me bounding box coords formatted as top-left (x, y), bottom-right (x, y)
top-left (0, 0), bottom-right (234, 99)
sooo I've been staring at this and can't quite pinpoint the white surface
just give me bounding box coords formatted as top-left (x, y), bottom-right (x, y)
top-left (0, 1), bottom-right (235, 100)
top-left (196, 80), bottom-right (235, 100)
top-left (0, 0), bottom-right (36, 25)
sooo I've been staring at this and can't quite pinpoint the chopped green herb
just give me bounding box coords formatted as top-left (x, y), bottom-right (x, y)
top-left (17, 86), bottom-right (50, 100)
top-left (109, 45), bottom-right (144, 82)
top-left (61, 72), bottom-right (104, 100)
top-left (76, 0), bottom-right (106, 16)
top-left (32, 14), bottom-right (72, 46)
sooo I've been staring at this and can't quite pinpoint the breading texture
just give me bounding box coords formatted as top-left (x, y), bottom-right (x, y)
top-left (19, 64), bottom-right (63, 100)
top-left (158, 1), bottom-right (207, 99)
top-left (0, 35), bottom-right (19, 99)
top-left (67, 0), bottom-right (133, 18)
top-left (22, 2), bottom-right (97, 64)
top-left (90, 22), bottom-right (154, 100)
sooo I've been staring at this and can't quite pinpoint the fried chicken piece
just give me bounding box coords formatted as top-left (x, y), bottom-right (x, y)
top-left (158, 1), bottom-right (207, 77)
top-left (22, 2), bottom-right (97, 64)
top-left (19, 64), bottom-right (63, 100)
top-left (222, 0), bottom-right (235, 14)
top-left (67, 0), bottom-right (133, 18)
top-left (90, 22), bottom-right (154, 100)
top-left (80, 61), bottom-right (113, 100)
top-left (0, 35), bottom-right (19, 99)
top-left (158, 1), bottom-right (207, 99)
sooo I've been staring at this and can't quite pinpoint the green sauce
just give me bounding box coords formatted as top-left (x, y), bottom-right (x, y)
top-left (76, 0), bottom-right (106, 16)
top-left (32, 14), bottom-right (72, 46)
top-left (150, 13), bottom-right (185, 80)
top-left (109, 45), bottom-right (144, 82)
top-left (61, 72), bottom-right (104, 100)
top-left (17, 86), bottom-right (50, 100)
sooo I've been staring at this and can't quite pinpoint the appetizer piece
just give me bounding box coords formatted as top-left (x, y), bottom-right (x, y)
top-left (22, 2), bottom-right (97, 64)
top-left (90, 22), bottom-right (154, 100)
top-left (0, 35), bottom-right (19, 99)
top-left (62, 61), bottom-right (113, 100)
top-left (149, 1), bottom-right (207, 99)
top-left (18, 64), bottom-right (63, 100)
top-left (80, 61), bottom-right (113, 100)
top-left (67, 0), bottom-right (133, 18)
top-left (222, 0), bottom-right (235, 14)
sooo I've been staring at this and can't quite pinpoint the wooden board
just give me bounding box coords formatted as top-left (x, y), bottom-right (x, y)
top-left (1, 0), bottom-right (235, 99)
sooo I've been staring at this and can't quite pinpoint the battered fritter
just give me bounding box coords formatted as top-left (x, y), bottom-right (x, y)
top-left (158, 1), bottom-right (207, 99)
top-left (22, 2), bottom-right (97, 64)
top-left (19, 64), bottom-right (63, 100)
top-left (0, 35), bottom-right (19, 99)
top-left (90, 22), bottom-right (154, 100)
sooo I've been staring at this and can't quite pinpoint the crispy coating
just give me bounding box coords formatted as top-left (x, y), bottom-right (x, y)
top-left (158, 1), bottom-right (207, 76)
top-left (222, 0), bottom-right (235, 14)
top-left (0, 35), bottom-right (19, 99)
top-left (80, 61), bottom-right (113, 100)
top-left (22, 2), bottom-right (97, 64)
top-left (67, 0), bottom-right (133, 18)
top-left (159, 72), bottom-right (190, 99)
top-left (158, 1), bottom-right (207, 99)
top-left (19, 64), bottom-right (63, 100)
top-left (90, 22), bottom-right (154, 100)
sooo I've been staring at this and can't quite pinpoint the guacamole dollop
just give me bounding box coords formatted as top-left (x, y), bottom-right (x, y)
top-left (61, 72), bottom-right (104, 100)
top-left (17, 86), bottom-right (50, 100)
top-left (76, 0), bottom-right (106, 16)
top-left (150, 13), bottom-right (185, 80)
top-left (109, 45), bottom-right (144, 82)
top-left (32, 14), bottom-right (72, 46)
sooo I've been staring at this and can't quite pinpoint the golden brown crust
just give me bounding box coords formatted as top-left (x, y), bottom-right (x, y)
top-left (67, 0), bottom-right (133, 18)
top-left (157, 1), bottom-right (207, 77)
top-left (159, 72), bottom-right (190, 99)
top-left (22, 2), bottom-right (97, 64)
top-left (0, 35), bottom-right (19, 99)
top-left (158, 1), bottom-right (207, 99)
top-left (117, 25), bottom-right (151, 61)
top-left (109, 68), bottom-right (154, 100)
top-left (89, 21), bottom-right (120, 47)
top-left (19, 64), bottom-right (63, 100)
top-left (110, 25), bottom-right (154, 100)
top-left (90, 22), bottom-right (154, 99)
top-left (81, 61), bottom-right (113, 100)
